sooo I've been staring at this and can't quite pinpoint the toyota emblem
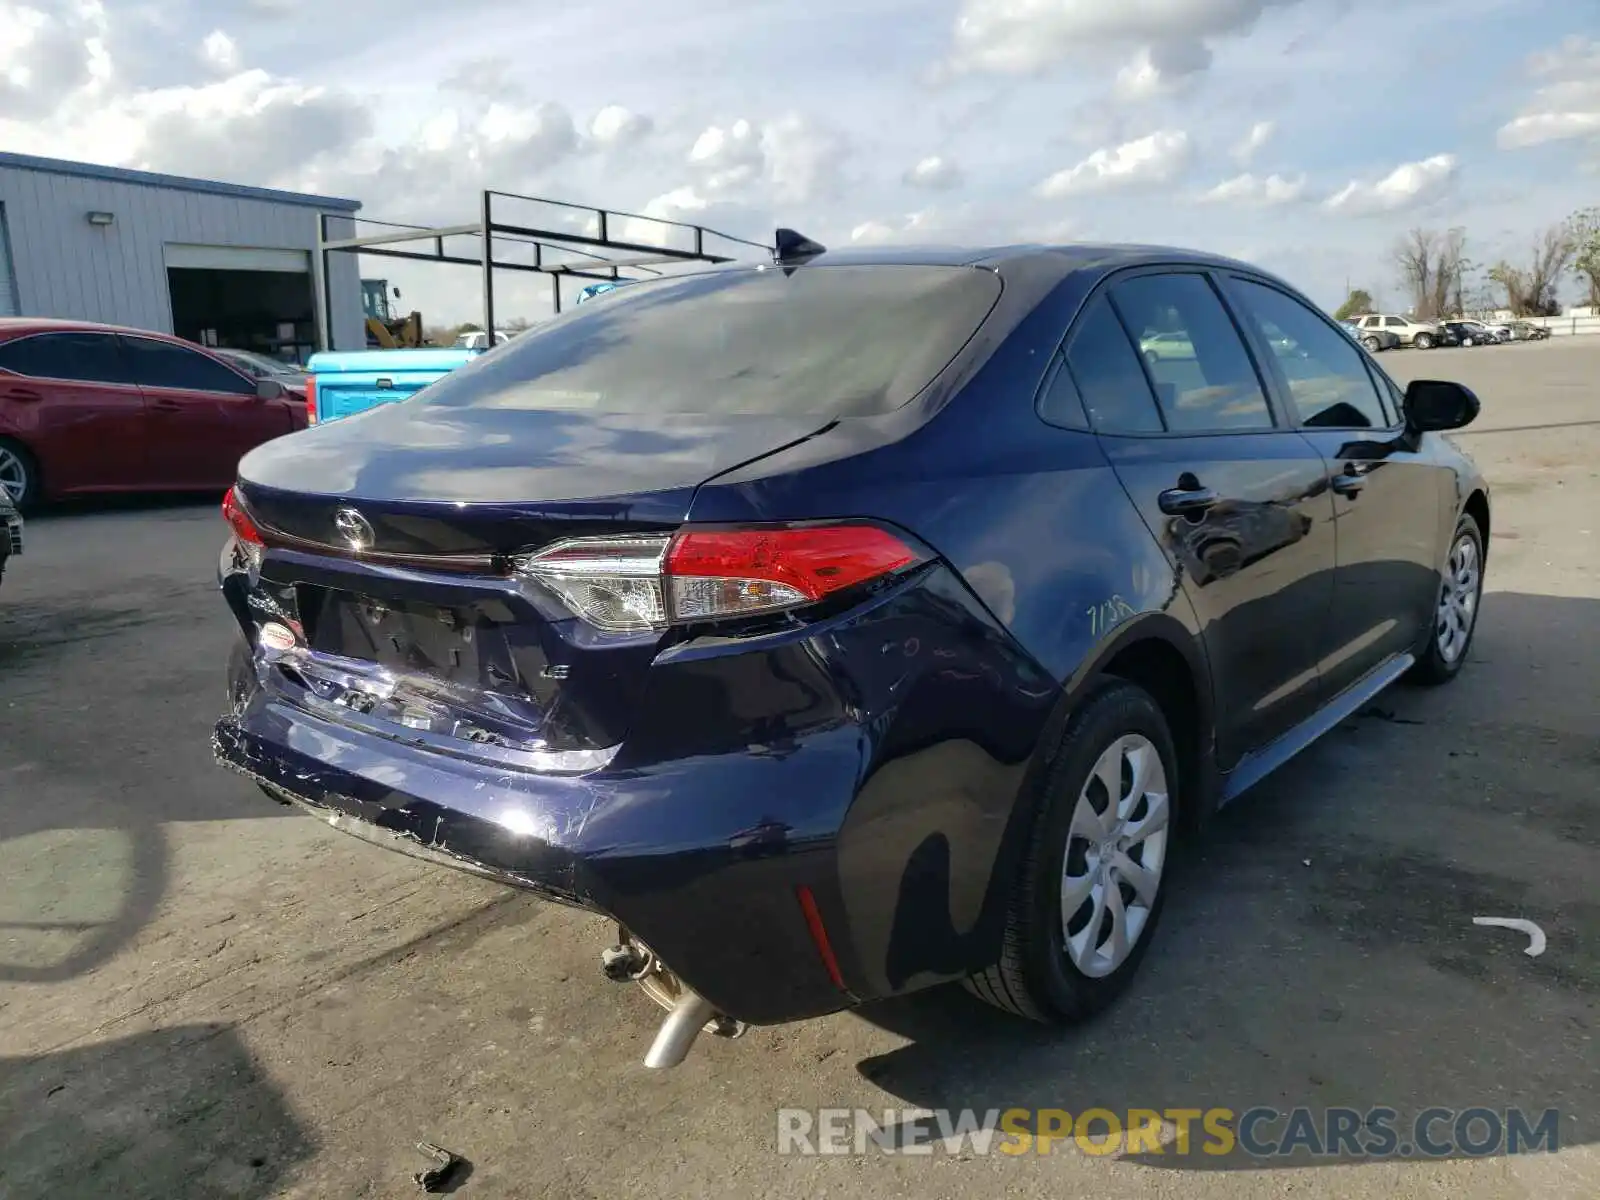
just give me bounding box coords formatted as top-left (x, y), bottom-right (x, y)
top-left (332, 507), bottom-right (375, 551)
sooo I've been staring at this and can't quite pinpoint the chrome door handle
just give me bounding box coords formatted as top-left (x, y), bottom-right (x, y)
top-left (1158, 486), bottom-right (1218, 515)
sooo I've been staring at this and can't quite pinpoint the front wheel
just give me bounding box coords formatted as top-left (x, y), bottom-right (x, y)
top-left (966, 679), bottom-right (1177, 1023)
top-left (1362, 336), bottom-right (1381, 352)
top-left (1413, 332), bottom-right (1435, 349)
top-left (1408, 513), bottom-right (1484, 685)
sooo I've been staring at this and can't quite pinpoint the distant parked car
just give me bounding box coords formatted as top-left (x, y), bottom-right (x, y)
top-left (1340, 320), bottom-right (1399, 353)
top-left (1139, 330), bottom-right (1194, 362)
top-left (0, 318), bottom-right (306, 509)
top-left (1451, 319), bottom-right (1508, 345)
top-left (1505, 321), bottom-right (1550, 341)
top-left (0, 485), bottom-right (21, 590)
top-left (1436, 322), bottom-right (1483, 347)
top-left (1354, 313), bottom-right (1438, 348)
top-left (212, 348), bottom-right (310, 399)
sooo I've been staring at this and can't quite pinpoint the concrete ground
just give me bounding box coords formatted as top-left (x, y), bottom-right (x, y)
top-left (1, 339), bottom-right (1596, 1199)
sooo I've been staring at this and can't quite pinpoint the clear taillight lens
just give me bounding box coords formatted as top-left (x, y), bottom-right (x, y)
top-left (517, 535), bottom-right (672, 633)
top-left (514, 524), bottom-right (924, 633)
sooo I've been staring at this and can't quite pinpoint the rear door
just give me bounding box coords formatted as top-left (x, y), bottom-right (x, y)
top-left (1070, 270), bottom-right (1337, 765)
top-left (119, 335), bottom-right (293, 488)
top-left (1221, 275), bottom-right (1443, 697)
top-left (0, 331), bottom-right (149, 494)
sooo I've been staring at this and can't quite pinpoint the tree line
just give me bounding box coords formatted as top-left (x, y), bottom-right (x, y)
top-left (1334, 207), bottom-right (1600, 322)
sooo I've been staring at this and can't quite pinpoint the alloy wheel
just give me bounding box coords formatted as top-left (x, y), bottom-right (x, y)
top-left (1061, 734), bottom-right (1170, 978)
top-left (0, 446), bottom-right (28, 504)
top-left (1436, 533), bottom-right (1481, 664)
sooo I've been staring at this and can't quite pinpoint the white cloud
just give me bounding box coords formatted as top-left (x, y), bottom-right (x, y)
top-left (0, 1), bottom-right (108, 119)
top-left (1113, 41), bottom-right (1212, 100)
top-left (761, 115), bottom-right (849, 206)
top-left (589, 104), bottom-right (652, 147)
top-left (946, 0), bottom-right (1296, 77)
top-left (849, 209), bottom-right (948, 245)
top-left (903, 154), bottom-right (963, 190)
top-left (1497, 36), bottom-right (1600, 150)
top-left (1196, 171), bottom-right (1306, 206)
top-left (681, 114), bottom-right (848, 207)
top-left (1323, 154), bottom-right (1458, 216)
top-left (200, 29), bottom-right (238, 73)
top-left (1232, 119), bottom-right (1274, 164)
top-left (1036, 130), bottom-right (1191, 197)
top-left (688, 118), bottom-right (765, 192)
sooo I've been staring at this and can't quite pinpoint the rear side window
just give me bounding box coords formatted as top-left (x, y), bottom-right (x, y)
top-left (120, 337), bottom-right (255, 395)
top-left (413, 265), bottom-right (1003, 418)
top-left (0, 332), bottom-right (129, 384)
top-left (1063, 295), bottom-right (1162, 434)
top-left (1226, 279), bottom-right (1392, 429)
top-left (1110, 273), bottom-right (1273, 432)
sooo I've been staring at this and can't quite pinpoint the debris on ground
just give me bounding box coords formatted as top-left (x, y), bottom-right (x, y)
top-left (413, 1142), bottom-right (467, 1193)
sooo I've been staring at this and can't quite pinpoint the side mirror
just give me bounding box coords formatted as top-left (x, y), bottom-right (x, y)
top-left (1404, 379), bottom-right (1479, 432)
top-left (256, 378), bottom-right (287, 401)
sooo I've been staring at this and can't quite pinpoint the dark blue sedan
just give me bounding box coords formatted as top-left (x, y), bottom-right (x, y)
top-left (214, 239), bottom-right (1490, 1068)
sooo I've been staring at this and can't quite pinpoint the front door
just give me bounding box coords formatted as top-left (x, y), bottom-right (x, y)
top-left (119, 335), bottom-right (289, 488)
top-left (0, 331), bottom-right (149, 494)
top-left (1221, 275), bottom-right (1444, 699)
top-left (1063, 272), bottom-right (1337, 766)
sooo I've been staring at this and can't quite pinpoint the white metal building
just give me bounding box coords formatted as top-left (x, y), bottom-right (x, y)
top-left (0, 152), bottom-right (366, 359)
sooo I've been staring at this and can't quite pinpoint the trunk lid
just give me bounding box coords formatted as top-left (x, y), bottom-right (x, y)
top-left (236, 402), bottom-right (829, 555)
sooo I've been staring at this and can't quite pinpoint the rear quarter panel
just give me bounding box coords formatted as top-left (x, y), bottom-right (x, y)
top-left (688, 264), bottom-right (1208, 997)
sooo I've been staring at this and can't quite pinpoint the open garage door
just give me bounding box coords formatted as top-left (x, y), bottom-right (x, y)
top-left (164, 244), bottom-right (317, 364)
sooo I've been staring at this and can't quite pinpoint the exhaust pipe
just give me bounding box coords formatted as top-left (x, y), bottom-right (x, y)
top-left (602, 926), bottom-right (745, 1068)
top-left (643, 988), bottom-right (717, 1070)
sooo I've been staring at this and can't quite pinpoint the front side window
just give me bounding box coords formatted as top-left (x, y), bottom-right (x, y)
top-left (120, 337), bottom-right (255, 395)
top-left (1111, 272), bottom-right (1274, 432)
top-left (414, 265), bottom-right (1003, 419)
top-left (0, 332), bottom-right (130, 384)
top-left (1226, 279), bottom-right (1392, 429)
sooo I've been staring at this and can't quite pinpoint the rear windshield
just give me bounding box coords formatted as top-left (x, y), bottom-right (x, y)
top-left (413, 264), bottom-right (1002, 418)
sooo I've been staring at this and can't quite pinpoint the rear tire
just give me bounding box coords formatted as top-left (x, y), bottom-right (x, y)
top-left (966, 679), bottom-right (1178, 1023)
top-left (0, 437), bottom-right (39, 510)
top-left (1408, 513), bottom-right (1484, 686)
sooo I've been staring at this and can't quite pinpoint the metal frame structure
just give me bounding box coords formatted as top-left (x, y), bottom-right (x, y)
top-left (315, 188), bottom-right (771, 350)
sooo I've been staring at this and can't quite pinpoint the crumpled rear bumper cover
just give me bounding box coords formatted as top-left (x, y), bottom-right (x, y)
top-left (213, 717), bottom-right (597, 908)
top-left (211, 680), bottom-right (862, 1026)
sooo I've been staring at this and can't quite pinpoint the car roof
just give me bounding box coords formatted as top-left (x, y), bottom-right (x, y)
top-left (755, 242), bottom-right (1269, 275)
top-left (0, 317), bottom-right (186, 341)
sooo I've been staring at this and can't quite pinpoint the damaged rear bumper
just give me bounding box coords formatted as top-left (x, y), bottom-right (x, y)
top-left (213, 645), bottom-right (863, 1026)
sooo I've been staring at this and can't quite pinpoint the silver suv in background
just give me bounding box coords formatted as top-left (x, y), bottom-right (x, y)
top-left (1355, 313), bottom-right (1439, 348)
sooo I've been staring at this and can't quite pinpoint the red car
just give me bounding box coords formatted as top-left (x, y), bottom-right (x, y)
top-left (0, 318), bottom-right (308, 508)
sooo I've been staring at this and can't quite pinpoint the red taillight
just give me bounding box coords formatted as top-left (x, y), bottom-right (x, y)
top-left (304, 374), bottom-right (318, 424)
top-left (515, 524), bottom-right (924, 633)
top-left (667, 526), bottom-right (918, 608)
top-left (222, 486), bottom-right (263, 546)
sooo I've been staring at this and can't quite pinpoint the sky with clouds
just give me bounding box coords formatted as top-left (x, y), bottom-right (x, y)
top-left (1, 0), bottom-right (1597, 324)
